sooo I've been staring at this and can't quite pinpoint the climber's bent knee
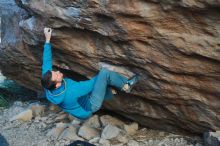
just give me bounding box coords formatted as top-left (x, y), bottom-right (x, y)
top-left (100, 67), bottom-right (110, 74)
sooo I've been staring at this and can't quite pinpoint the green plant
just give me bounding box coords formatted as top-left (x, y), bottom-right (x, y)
top-left (0, 95), bottom-right (9, 107)
top-left (0, 87), bottom-right (14, 107)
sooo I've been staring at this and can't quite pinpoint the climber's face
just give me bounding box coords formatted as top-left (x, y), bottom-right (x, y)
top-left (51, 70), bottom-right (63, 83)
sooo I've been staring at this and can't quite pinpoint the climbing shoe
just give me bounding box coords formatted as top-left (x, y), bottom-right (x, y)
top-left (122, 75), bottom-right (140, 93)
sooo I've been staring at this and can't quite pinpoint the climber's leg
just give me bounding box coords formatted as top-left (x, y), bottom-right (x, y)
top-left (98, 62), bottom-right (135, 78)
top-left (104, 87), bottom-right (114, 100)
top-left (89, 68), bottom-right (129, 112)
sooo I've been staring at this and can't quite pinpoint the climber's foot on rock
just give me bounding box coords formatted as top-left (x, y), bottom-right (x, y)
top-left (111, 88), bottom-right (117, 95)
top-left (122, 75), bottom-right (140, 93)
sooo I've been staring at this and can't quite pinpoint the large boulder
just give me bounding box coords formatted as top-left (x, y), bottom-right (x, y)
top-left (1, 0), bottom-right (220, 134)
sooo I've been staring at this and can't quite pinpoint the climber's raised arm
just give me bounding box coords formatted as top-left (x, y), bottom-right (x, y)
top-left (42, 28), bottom-right (52, 75)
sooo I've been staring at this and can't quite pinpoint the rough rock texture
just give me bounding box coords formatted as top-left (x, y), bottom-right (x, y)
top-left (1, 0), bottom-right (220, 134)
top-left (0, 101), bottom-right (203, 146)
top-left (204, 131), bottom-right (220, 146)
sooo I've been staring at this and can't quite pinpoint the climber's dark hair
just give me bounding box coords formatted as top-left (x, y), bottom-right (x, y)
top-left (41, 70), bottom-right (56, 90)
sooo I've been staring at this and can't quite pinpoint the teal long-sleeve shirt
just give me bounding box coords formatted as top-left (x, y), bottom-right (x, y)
top-left (42, 43), bottom-right (97, 119)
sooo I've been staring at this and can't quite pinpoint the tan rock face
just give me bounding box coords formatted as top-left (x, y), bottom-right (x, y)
top-left (10, 109), bottom-right (33, 122)
top-left (1, 0), bottom-right (220, 134)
